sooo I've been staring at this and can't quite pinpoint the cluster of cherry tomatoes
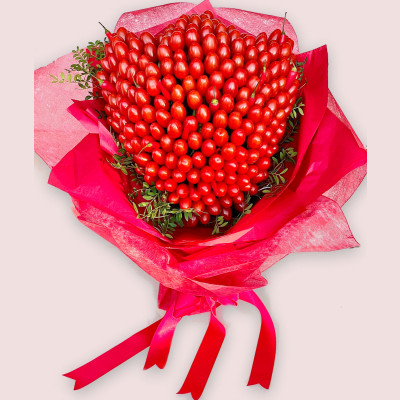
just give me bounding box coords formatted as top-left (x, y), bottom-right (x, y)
top-left (97, 10), bottom-right (299, 227)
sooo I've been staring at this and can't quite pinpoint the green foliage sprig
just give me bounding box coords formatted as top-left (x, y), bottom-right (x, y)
top-left (232, 193), bottom-right (253, 225)
top-left (129, 182), bottom-right (198, 239)
top-left (295, 57), bottom-right (307, 83)
top-left (50, 38), bottom-right (107, 100)
top-left (212, 215), bottom-right (230, 235)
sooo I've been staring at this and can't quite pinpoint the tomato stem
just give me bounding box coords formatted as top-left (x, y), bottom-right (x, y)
top-left (282, 12), bottom-right (287, 34)
top-left (251, 80), bottom-right (261, 97)
top-left (99, 22), bottom-right (113, 41)
top-left (130, 70), bottom-right (140, 88)
top-left (98, 21), bottom-right (110, 34)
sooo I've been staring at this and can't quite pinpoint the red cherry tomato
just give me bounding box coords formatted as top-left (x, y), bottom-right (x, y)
top-left (167, 119), bottom-right (183, 139)
top-left (174, 60), bottom-right (189, 80)
top-left (145, 161), bottom-right (159, 177)
top-left (231, 38), bottom-right (245, 55)
top-left (198, 181), bottom-right (211, 196)
top-left (176, 183), bottom-right (190, 198)
top-left (192, 152), bottom-right (207, 169)
top-left (231, 128), bottom-right (246, 146)
top-left (164, 178), bottom-right (177, 192)
top-left (177, 155), bottom-right (192, 172)
top-left (182, 75), bottom-right (196, 93)
top-left (247, 149), bottom-right (260, 164)
top-left (202, 33), bottom-right (218, 54)
top-left (187, 169), bottom-right (201, 184)
top-left (172, 138), bottom-right (188, 155)
top-left (187, 90), bottom-right (203, 110)
top-left (213, 128), bottom-right (229, 147)
top-left (228, 112), bottom-right (242, 130)
top-left (172, 169), bottom-right (186, 183)
top-left (200, 166), bottom-right (215, 183)
top-left (141, 104), bottom-right (156, 123)
top-left (209, 154), bottom-right (225, 170)
top-left (157, 44), bottom-right (173, 60)
top-left (156, 109), bottom-right (172, 128)
top-left (171, 84), bottom-right (185, 102)
top-left (201, 139), bottom-right (217, 157)
top-left (219, 94), bottom-right (235, 114)
top-left (169, 31), bottom-right (185, 51)
top-left (212, 110), bottom-right (228, 129)
top-left (189, 59), bottom-right (205, 79)
top-left (135, 88), bottom-right (150, 107)
top-left (165, 152), bottom-right (178, 169)
top-left (154, 95), bottom-right (169, 110)
top-left (188, 132), bottom-right (203, 150)
top-left (219, 195), bottom-right (233, 208)
top-left (204, 52), bottom-right (220, 75)
top-left (186, 31), bottom-right (202, 51)
top-left (196, 104), bottom-right (211, 124)
top-left (221, 143), bottom-right (236, 160)
top-left (199, 212), bottom-right (211, 225)
top-left (170, 101), bottom-right (187, 122)
top-left (209, 71), bottom-right (225, 90)
top-left (196, 75), bottom-right (209, 96)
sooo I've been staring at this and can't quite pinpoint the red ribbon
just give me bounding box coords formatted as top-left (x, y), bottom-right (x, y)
top-left (64, 289), bottom-right (276, 399)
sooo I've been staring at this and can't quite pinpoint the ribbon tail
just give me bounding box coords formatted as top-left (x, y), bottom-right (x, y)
top-left (239, 291), bottom-right (276, 389)
top-left (144, 305), bottom-right (181, 370)
top-left (64, 320), bottom-right (161, 390)
top-left (177, 312), bottom-right (225, 400)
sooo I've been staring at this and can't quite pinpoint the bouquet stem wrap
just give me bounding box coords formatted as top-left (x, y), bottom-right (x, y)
top-left (64, 288), bottom-right (275, 400)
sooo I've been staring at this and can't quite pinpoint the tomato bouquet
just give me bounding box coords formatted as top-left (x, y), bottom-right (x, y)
top-left (34, 1), bottom-right (367, 398)
top-left (77, 11), bottom-right (305, 237)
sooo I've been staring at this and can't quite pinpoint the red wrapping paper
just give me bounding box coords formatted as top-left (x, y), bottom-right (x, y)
top-left (34, 0), bottom-right (367, 396)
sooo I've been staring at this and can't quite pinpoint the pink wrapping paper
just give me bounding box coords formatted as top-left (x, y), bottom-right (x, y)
top-left (34, 1), bottom-right (367, 299)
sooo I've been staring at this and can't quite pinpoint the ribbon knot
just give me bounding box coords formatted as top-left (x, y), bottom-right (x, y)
top-left (64, 288), bottom-right (276, 399)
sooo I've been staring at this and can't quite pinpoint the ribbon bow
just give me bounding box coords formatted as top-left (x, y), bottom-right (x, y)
top-left (64, 287), bottom-right (276, 400)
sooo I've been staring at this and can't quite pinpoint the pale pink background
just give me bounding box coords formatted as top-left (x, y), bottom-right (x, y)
top-left (2, 0), bottom-right (399, 399)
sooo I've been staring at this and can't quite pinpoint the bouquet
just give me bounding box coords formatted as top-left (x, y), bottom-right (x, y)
top-left (34, 1), bottom-right (367, 398)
